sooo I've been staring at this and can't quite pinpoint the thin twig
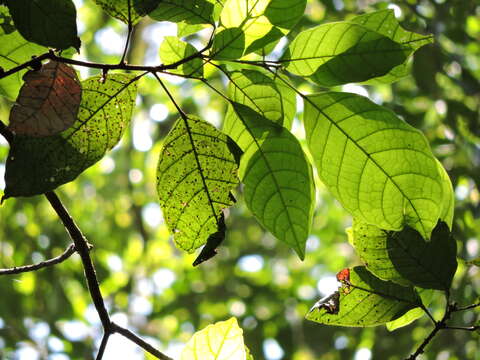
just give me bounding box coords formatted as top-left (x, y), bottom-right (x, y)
top-left (0, 244), bottom-right (76, 275)
top-left (454, 303), bottom-right (480, 311)
top-left (119, 0), bottom-right (133, 65)
top-left (111, 323), bottom-right (174, 360)
top-left (0, 120), bottom-right (13, 144)
top-left (96, 332), bottom-right (111, 360)
top-left (44, 191), bottom-right (112, 329)
top-left (444, 325), bottom-right (479, 331)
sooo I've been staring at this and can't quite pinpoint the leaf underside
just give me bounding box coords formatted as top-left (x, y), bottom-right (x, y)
top-left (157, 115), bottom-right (239, 253)
top-left (304, 92), bottom-right (444, 238)
top-left (224, 102), bottom-right (315, 259)
top-left (9, 61), bottom-right (81, 137)
top-left (352, 220), bottom-right (457, 290)
top-left (149, 0), bottom-right (218, 25)
top-left (181, 318), bottom-right (246, 360)
top-left (4, 74), bottom-right (137, 198)
top-left (306, 266), bottom-right (421, 327)
top-left (227, 69), bottom-right (296, 130)
top-left (93, 0), bottom-right (160, 24)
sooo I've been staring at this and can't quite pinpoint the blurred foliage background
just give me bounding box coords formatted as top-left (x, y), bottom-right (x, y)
top-left (0, 0), bottom-right (479, 359)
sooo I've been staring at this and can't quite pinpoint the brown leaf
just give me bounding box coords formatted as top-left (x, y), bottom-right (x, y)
top-left (9, 61), bottom-right (81, 137)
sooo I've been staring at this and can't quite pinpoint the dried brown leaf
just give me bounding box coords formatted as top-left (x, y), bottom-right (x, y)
top-left (9, 61), bottom-right (81, 137)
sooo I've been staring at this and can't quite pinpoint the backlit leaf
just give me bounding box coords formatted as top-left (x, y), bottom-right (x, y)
top-left (386, 289), bottom-right (434, 331)
top-left (149, 0), bottom-right (218, 25)
top-left (0, 7), bottom-right (47, 100)
top-left (9, 61), bottom-right (81, 137)
top-left (5, 0), bottom-right (80, 50)
top-left (285, 21), bottom-right (410, 86)
top-left (156, 115), bottom-right (239, 254)
top-left (224, 103), bottom-right (315, 259)
top-left (214, 0), bottom-right (306, 58)
top-left (303, 92), bottom-right (445, 238)
top-left (159, 36), bottom-right (203, 77)
top-left (93, 0), bottom-right (160, 25)
top-left (306, 266), bottom-right (422, 327)
top-left (350, 9), bottom-right (433, 84)
top-left (181, 318), bottom-right (246, 360)
top-left (228, 69), bottom-right (296, 129)
top-left (351, 220), bottom-right (457, 290)
top-left (4, 74), bottom-right (137, 198)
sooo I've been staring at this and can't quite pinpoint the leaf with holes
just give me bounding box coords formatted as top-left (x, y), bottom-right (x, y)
top-left (149, 0), bottom-right (220, 25)
top-left (284, 18), bottom-right (426, 86)
top-left (228, 69), bottom-right (296, 129)
top-left (156, 115), bottom-right (239, 255)
top-left (224, 102), bottom-right (315, 259)
top-left (159, 36), bottom-right (203, 77)
top-left (93, 0), bottom-right (160, 24)
top-left (5, 0), bottom-right (80, 50)
top-left (306, 266), bottom-right (422, 327)
top-left (0, 7), bottom-right (48, 100)
top-left (352, 219), bottom-right (457, 290)
top-left (350, 9), bottom-right (433, 84)
top-left (4, 74), bottom-right (137, 198)
top-left (8, 61), bottom-right (81, 137)
top-left (181, 318), bottom-right (247, 360)
top-left (304, 92), bottom-right (445, 238)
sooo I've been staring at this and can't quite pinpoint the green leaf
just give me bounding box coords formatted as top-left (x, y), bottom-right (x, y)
top-left (181, 317), bottom-right (247, 360)
top-left (437, 159), bottom-right (454, 228)
top-left (211, 27), bottom-right (245, 60)
top-left (264, 0), bottom-right (306, 30)
top-left (93, 0), bottom-right (160, 25)
top-left (228, 69), bottom-right (296, 129)
top-left (224, 103), bottom-right (315, 259)
top-left (352, 220), bottom-right (457, 290)
top-left (284, 21), bottom-right (411, 86)
top-left (306, 266), bottom-right (422, 327)
top-left (4, 74), bottom-right (137, 198)
top-left (159, 36), bottom-right (203, 77)
top-left (386, 289), bottom-right (434, 331)
top-left (5, 0), bottom-right (80, 50)
top-left (9, 61), bottom-right (81, 137)
top-left (156, 115), bottom-right (239, 254)
top-left (303, 92), bottom-right (445, 238)
top-left (350, 9), bottom-right (433, 84)
top-left (177, 22), bottom-right (208, 37)
top-left (0, 7), bottom-right (48, 100)
top-left (149, 0), bottom-right (218, 25)
top-left (214, 0), bottom-right (306, 57)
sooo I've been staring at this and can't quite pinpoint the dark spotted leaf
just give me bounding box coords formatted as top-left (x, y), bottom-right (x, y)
top-left (156, 115), bottom-right (239, 255)
top-left (9, 61), bottom-right (81, 137)
top-left (5, 0), bottom-right (80, 50)
top-left (4, 74), bottom-right (137, 198)
top-left (306, 266), bottom-right (422, 327)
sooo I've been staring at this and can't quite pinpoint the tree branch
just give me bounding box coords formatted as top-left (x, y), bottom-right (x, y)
top-left (0, 244), bottom-right (77, 275)
top-left (111, 323), bottom-right (173, 360)
top-left (44, 191), bottom-right (111, 329)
